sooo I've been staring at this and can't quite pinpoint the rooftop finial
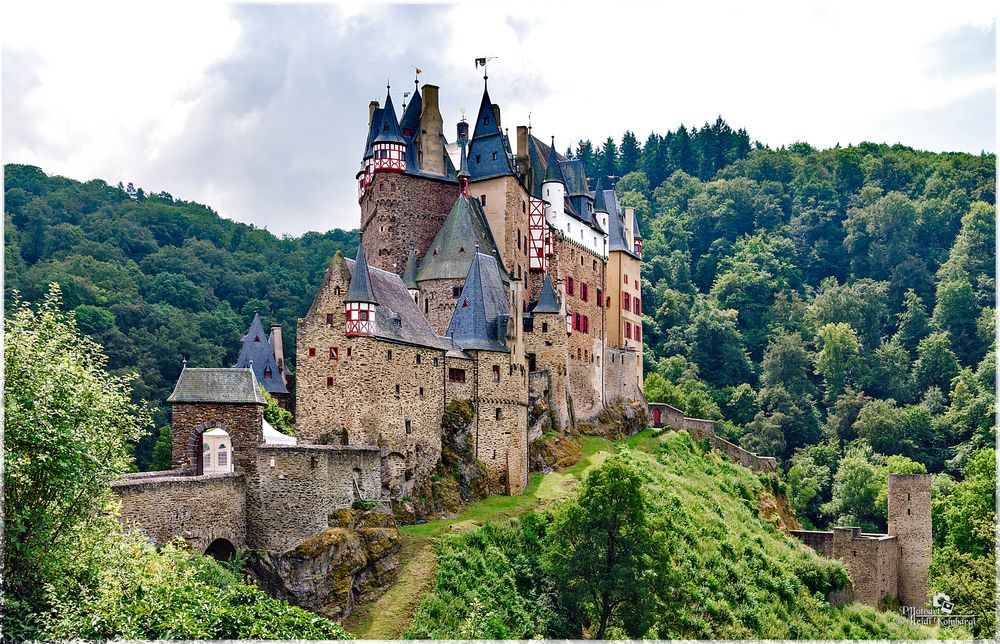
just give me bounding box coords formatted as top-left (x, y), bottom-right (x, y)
top-left (528, 112), bottom-right (532, 131)
top-left (550, 135), bottom-right (555, 148)
top-left (182, 357), bottom-right (187, 370)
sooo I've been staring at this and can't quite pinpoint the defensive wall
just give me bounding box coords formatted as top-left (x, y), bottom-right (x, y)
top-left (648, 402), bottom-right (778, 473)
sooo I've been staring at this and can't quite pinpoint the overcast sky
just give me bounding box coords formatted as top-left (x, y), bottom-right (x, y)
top-left (3, 1), bottom-right (995, 236)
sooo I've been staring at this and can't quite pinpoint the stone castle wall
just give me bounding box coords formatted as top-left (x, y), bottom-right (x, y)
top-left (548, 234), bottom-right (606, 421)
top-left (113, 472), bottom-right (247, 554)
top-left (469, 175), bottom-right (531, 288)
top-left (604, 346), bottom-right (644, 404)
top-left (170, 401), bottom-right (264, 476)
top-left (252, 445), bottom-right (381, 552)
top-left (888, 474), bottom-right (932, 608)
top-left (361, 172), bottom-right (458, 275)
top-left (469, 350), bottom-right (529, 495)
top-left (524, 310), bottom-right (570, 430)
top-left (296, 255), bottom-right (447, 498)
top-left (417, 277), bottom-right (467, 336)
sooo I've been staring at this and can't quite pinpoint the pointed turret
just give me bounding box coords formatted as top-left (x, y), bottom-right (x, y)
top-left (532, 272), bottom-right (560, 314)
top-left (593, 177), bottom-right (608, 213)
top-left (542, 139), bottom-right (566, 186)
top-left (345, 241), bottom-right (379, 336)
top-left (399, 83), bottom-right (422, 139)
top-left (541, 137), bottom-right (566, 229)
top-left (446, 251), bottom-right (510, 352)
top-left (417, 193), bottom-right (507, 283)
top-left (471, 86), bottom-right (500, 139)
top-left (372, 88), bottom-right (407, 173)
top-left (467, 85), bottom-right (514, 180)
top-left (234, 312), bottom-right (288, 394)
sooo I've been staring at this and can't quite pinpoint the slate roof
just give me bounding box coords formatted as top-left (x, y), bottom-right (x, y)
top-left (560, 158), bottom-right (589, 197)
top-left (362, 107), bottom-right (383, 160)
top-left (606, 189), bottom-right (640, 259)
top-left (633, 210), bottom-right (643, 239)
top-left (167, 368), bottom-right (266, 405)
top-left (346, 243), bottom-right (379, 304)
top-left (593, 177), bottom-right (608, 213)
top-left (373, 90), bottom-right (405, 145)
top-left (528, 272), bottom-right (561, 314)
top-left (233, 312), bottom-right (288, 394)
top-left (542, 142), bottom-right (565, 185)
top-left (467, 87), bottom-right (515, 180)
top-left (416, 193), bottom-right (508, 283)
top-left (344, 258), bottom-right (448, 350)
top-left (530, 134), bottom-right (603, 233)
top-left (399, 85), bottom-right (422, 138)
top-left (446, 252), bottom-right (511, 352)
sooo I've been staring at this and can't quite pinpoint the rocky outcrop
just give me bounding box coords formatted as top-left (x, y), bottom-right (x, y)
top-left (596, 399), bottom-right (648, 440)
top-left (401, 400), bottom-right (488, 522)
top-left (529, 431), bottom-right (582, 472)
top-left (249, 506), bottom-right (401, 621)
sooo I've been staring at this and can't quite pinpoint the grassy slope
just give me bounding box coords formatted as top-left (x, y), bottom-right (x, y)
top-left (401, 430), bottom-right (945, 639)
top-left (343, 436), bottom-right (614, 638)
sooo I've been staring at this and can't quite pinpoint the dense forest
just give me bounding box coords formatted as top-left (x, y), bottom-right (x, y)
top-left (3, 164), bottom-right (358, 466)
top-left (3, 124), bottom-right (995, 634)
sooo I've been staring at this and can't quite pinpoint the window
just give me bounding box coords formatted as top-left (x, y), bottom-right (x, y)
top-left (415, 354), bottom-right (421, 364)
top-left (433, 357), bottom-right (439, 367)
top-left (405, 420), bottom-right (412, 435)
top-left (448, 368), bottom-right (466, 383)
top-left (359, 309), bottom-right (369, 321)
top-left (582, 283), bottom-right (589, 302)
top-left (452, 286), bottom-right (462, 297)
top-left (624, 273), bottom-right (628, 284)
top-left (264, 367), bottom-right (272, 378)
top-left (387, 349), bottom-right (393, 360)
top-left (635, 298), bottom-right (641, 315)
top-left (492, 151), bottom-right (497, 160)
top-left (542, 322), bottom-right (549, 333)
top-left (625, 321), bottom-right (632, 339)
top-left (566, 276), bottom-right (574, 295)
top-left (326, 375), bottom-right (334, 388)
top-left (308, 347), bottom-right (316, 357)
top-left (476, 154), bottom-right (481, 164)
top-left (636, 325), bottom-right (642, 342)
top-left (202, 443), bottom-right (210, 469)
top-left (329, 346), bottom-right (338, 360)
top-left (624, 292), bottom-right (631, 310)
top-left (217, 443), bottom-right (228, 467)
top-left (492, 365), bottom-right (500, 382)
top-left (480, 194), bottom-right (487, 206)
top-left (575, 312), bottom-right (581, 331)
top-left (495, 408), bottom-right (501, 420)
top-left (346, 347), bottom-right (352, 358)
top-left (395, 384), bottom-right (401, 395)
top-left (419, 387), bottom-right (424, 397)
top-left (597, 288), bottom-right (603, 307)
top-left (326, 313), bottom-right (334, 325)
top-left (583, 315), bottom-right (589, 334)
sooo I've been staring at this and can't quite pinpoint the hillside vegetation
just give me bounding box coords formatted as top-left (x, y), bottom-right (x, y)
top-left (405, 430), bottom-right (939, 639)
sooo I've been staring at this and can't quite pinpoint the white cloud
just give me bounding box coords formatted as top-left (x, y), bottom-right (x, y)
top-left (2, 1), bottom-right (994, 236)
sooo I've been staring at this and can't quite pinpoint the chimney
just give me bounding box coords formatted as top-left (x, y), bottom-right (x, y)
top-left (516, 125), bottom-right (530, 177)
top-left (624, 206), bottom-right (635, 249)
top-left (457, 119), bottom-right (469, 142)
top-left (368, 100), bottom-right (379, 129)
top-left (491, 104), bottom-right (501, 129)
top-left (270, 325), bottom-right (286, 377)
top-left (418, 84), bottom-right (445, 176)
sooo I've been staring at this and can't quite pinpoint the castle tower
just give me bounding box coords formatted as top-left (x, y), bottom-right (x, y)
top-left (345, 242), bottom-right (379, 336)
top-left (371, 88), bottom-right (406, 174)
top-left (592, 177), bottom-right (610, 233)
top-left (402, 246), bottom-right (419, 302)
top-left (542, 138), bottom-right (566, 231)
top-left (458, 140), bottom-right (470, 197)
top-left (888, 474), bottom-right (932, 608)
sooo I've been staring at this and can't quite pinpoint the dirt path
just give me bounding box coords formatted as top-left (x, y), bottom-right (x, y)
top-left (344, 435), bottom-right (617, 637)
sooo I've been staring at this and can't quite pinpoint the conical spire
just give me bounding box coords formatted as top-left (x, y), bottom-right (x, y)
top-left (399, 84), bottom-right (422, 138)
top-left (233, 311), bottom-right (288, 394)
top-left (543, 138), bottom-right (565, 185)
top-left (471, 86), bottom-right (500, 139)
top-left (374, 88), bottom-right (405, 144)
top-left (446, 251), bottom-right (509, 351)
top-left (345, 241), bottom-right (379, 304)
top-left (593, 177), bottom-right (608, 213)
top-left (458, 141), bottom-right (471, 180)
top-left (533, 272), bottom-right (560, 314)
top-left (402, 246), bottom-right (419, 290)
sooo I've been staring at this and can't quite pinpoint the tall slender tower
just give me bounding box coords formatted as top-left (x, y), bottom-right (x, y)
top-left (887, 474), bottom-right (932, 608)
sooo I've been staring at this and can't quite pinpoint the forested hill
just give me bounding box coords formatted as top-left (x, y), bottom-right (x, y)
top-left (3, 164), bottom-right (359, 465)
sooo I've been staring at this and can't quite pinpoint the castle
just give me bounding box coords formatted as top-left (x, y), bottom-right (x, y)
top-left (112, 74), bottom-right (646, 559)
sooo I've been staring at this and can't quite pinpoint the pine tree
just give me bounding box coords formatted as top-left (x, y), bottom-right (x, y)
top-left (577, 140), bottom-right (595, 178)
top-left (598, 136), bottom-right (619, 183)
top-left (619, 130), bottom-right (641, 176)
top-left (640, 132), bottom-right (661, 187)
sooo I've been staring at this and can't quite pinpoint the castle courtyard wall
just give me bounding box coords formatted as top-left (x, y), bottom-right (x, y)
top-left (604, 346), bottom-right (643, 404)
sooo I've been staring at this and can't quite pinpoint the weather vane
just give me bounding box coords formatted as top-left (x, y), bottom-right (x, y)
top-left (474, 56), bottom-right (498, 83)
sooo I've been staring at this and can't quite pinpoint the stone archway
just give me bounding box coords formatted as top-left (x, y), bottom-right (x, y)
top-left (187, 422), bottom-right (241, 475)
top-left (205, 537), bottom-right (237, 561)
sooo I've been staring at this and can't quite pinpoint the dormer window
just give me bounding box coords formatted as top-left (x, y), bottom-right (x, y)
top-left (264, 367), bottom-right (272, 378)
top-left (253, 336), bottom-right (260, 342)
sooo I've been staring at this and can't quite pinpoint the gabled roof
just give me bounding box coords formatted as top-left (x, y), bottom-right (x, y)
top-left (529, 272), bottom-right (561, 314)
top-left (346, 243), bottom-right (379, 304)
top-left (373, 90), bottom-right (405, 145)
top-left (399, 85), bottom-right (422, 138)
top-left (446, 252), bottom-right (511, 352)
top-left (416, 193), bottom-right (508, 282)
top-left (402, 247), bottom-right (419, 290)
top-left (233, 312), bottom-right (288, 394)
top-left (344, 257), bottom-right (448, 350)
top-left (168, 368), bottom-right (266, 405)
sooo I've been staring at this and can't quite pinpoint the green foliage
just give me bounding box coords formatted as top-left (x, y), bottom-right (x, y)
top-left (543, 458), bottom-right (663, 638)
top-left (150, 424), bottom-right (173, 471)
top-left (261, 386), bottom-right (294, 435)
top-left (913, 332), bottom-right (960, 395)
top-left (408, 434), bottom-right (931, 639)
top-left (1, 286), bottom-right (347, 640)
top-left (814, 323), bottom-right (860, 406)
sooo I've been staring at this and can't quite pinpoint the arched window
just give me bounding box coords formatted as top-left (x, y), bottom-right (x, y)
top-left (218, 443), bottom-right (228, 467)
top-left (202, 442), bottom-right (211, 469)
